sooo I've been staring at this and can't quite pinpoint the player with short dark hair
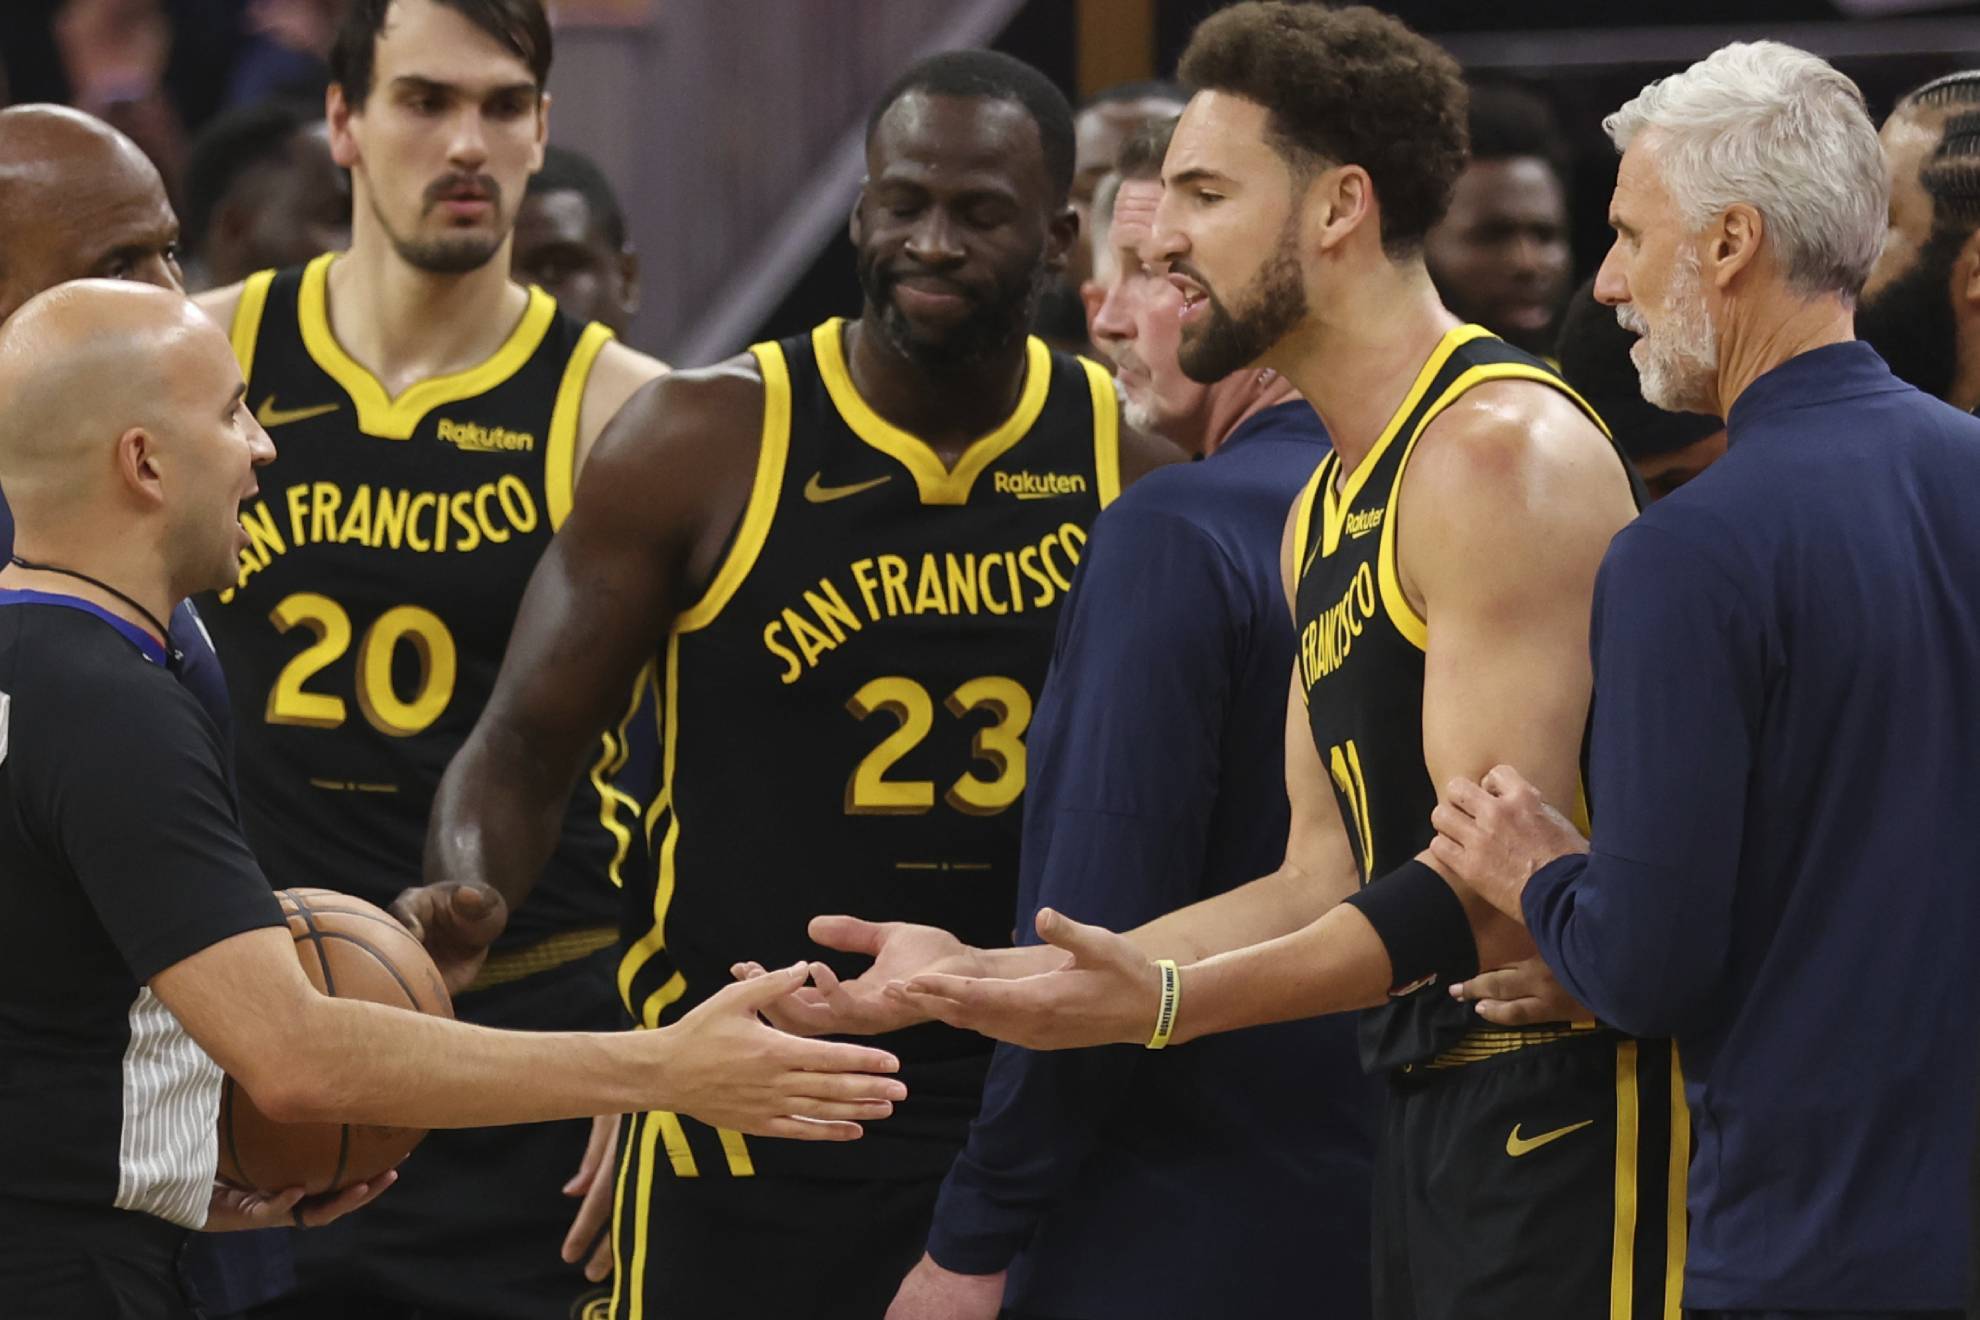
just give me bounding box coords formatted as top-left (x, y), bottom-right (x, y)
top-left (514, 144), bottom-right (637, 335)
top-left (1857, 70), bottom-right (1980, 409)
top-left (788, 7), bottom-right (1681, 1318)
top-left (193, 1), bottom-right (670, 1316)
top-left (1425, 82), bottom-right (1574, 356)
top-left (180, 99), bottom-right (351, 292)
top-left (410, 45), bottom-right (1178, 1320)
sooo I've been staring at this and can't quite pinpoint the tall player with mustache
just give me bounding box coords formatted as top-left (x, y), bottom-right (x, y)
top-left (192, 3), bottom-right (670, 1318)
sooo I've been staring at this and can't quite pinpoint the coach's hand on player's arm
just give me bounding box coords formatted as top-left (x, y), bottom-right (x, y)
top-left (885, 1253), bottom-right (1006, 1320)
top-left (889, 908), bottom-right (1160, 1051)
top-left (203, 1171), bottom-right (397, 1232)
top-left (1449, 956), bottom-right (1592, 1027)
top-left (1430, 764), bottom-right (1589, 923)
top-left (729, 916), bottom-right (1061, 1037)
top-left (390, 879), bottom-right (509, 995)
top-left (657, 962), bottom-right (908, 1139)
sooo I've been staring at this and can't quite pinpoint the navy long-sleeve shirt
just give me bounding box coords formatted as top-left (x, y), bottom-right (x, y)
top-left (1522, 342), bottom-right (1980, 1310)
top-left (926, 401), bottom-right (1376, 1320)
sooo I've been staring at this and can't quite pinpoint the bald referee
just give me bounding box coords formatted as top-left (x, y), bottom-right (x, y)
top-left (0, 281), bottom-right (905, 1320)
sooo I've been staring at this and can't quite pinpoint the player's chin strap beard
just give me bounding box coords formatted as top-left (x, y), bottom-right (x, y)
top-left (8, 554), bottom-right (183, 667)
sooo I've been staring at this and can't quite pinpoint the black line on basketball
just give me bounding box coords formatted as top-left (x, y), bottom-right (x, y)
top-left (314, 931), bottom-right (423, 1009)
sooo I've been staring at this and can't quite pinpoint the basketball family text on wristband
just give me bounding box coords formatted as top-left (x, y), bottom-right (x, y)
top-left (1147, 959), bottom-right (1181, 1049)
top-left (1340, 857), bottom-right (1479, 995)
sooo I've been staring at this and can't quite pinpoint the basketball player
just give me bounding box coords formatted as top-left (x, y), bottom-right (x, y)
top-left (514, 145), bottom-right (637, 335)
top-left (795, 7), bottom-right (1683, 1317)
top-left (190, 2), bottom-right (667, 1317)
top-left (180, 99), bottom-right (351, 292)
top-left (0, 278), bottom-right (904, 1320)
top-left (408, 48), bottom-right (1176, 1320)
top-left (1857, 71), bottom-right (1980, 409)
top-left (1422, 82), bottom-right (1573, 358)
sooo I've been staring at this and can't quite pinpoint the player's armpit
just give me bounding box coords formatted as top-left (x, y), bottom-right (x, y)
top-left (423, 360), bottom-right (767, 915)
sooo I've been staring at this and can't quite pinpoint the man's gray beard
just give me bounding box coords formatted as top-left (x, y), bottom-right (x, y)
top-left (1636, 247), bottom-right (1721, 414)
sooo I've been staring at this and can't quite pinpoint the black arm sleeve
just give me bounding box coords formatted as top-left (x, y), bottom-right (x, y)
top-left (38, 667), bottom-right (282, 983)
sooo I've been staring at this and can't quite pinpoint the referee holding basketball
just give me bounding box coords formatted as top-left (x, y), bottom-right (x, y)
top-left (0, 281), bottom-right (905, 1320)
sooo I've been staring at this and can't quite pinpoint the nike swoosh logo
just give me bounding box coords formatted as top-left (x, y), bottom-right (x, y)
top-left (256, 397), bottom-right (340, 428)
top-left (803, 472), bottom-right (892, 504)
top-left (1506, 1119), bottom-right (1595, 1157)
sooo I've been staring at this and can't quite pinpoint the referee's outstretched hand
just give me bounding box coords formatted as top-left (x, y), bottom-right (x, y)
top-left (391, 880), bottom-right (509, 995)
top-left (660, 964), bottom-right (908, 1142)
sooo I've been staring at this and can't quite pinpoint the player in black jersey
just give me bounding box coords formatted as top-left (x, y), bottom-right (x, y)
top-left (404, 49), bottom-right (1178, 1320)
top-left (189, 3), bottom-right (668, 1318)
top-left (795, 8), bottom-right (1686, 1319)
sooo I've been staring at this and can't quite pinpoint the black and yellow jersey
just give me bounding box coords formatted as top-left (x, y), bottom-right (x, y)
top-left (615, 317), bottom-right (1119, 1185)
top-left (199, 252), bottom-right (641, 967)
top-left (1291, 324), bottom-right (1632, 1072)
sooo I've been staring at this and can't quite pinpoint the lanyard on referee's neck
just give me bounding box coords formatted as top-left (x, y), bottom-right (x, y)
top-left (7, 555), bottom-right (183, 667)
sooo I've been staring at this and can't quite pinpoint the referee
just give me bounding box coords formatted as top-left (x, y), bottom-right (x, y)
top-left (0, 280), bottom-right (904, 1320)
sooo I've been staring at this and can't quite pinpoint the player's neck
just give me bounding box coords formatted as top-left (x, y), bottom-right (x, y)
top-left (0, 536), bottom-right (177, 645)
top-left (324, 237), bottom-right (531, 399)
top-left (1277, 263), bottom-right (1458, 480)
top-left (842, 316), bottom-right (1031, 462)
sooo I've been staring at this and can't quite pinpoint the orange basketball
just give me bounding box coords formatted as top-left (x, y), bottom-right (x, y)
top-left (216, 888), bottom-right (455, 1196)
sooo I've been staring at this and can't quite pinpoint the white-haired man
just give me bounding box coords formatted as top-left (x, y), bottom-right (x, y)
top-left (1431, 42), bottom-right (1980, 1318)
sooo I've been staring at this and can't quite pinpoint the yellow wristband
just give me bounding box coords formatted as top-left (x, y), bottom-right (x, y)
top-left (1147, 959), bottom-right (1180, 1050)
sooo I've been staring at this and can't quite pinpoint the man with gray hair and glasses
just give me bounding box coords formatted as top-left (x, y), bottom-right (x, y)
top-left (1433, 41), bottom-right (1980, 1319)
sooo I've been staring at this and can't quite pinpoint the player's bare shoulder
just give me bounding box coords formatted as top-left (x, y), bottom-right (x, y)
top-left (574, 337), bottom-right (672, 467)
top-left (571, 350), bottom-right (769, 571)
top-left (193, 280), bottom-right (248, 340)
top-left (1405, 376), bottom-right (1636, 535)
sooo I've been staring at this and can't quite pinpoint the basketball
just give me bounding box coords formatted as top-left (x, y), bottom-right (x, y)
top-left (216, 888), bottom-right (455, 1196)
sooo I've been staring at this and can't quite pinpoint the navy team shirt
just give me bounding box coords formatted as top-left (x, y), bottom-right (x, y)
top-left (926, 401), bottom-right (1375, 1319)
top-left (1522, 342), bottom-right (1980, 1310)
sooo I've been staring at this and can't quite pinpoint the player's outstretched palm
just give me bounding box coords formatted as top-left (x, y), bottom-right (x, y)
top-left (729, 915), bottom-right (988, 1037)
top-left (892, 908), bottom-right (1161, 1051)
top-left (659, 963), bottom-right (907, 1140)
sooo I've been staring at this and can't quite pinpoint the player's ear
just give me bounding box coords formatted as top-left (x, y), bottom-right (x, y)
top-left (326, 84), bottom-right (360, 170)
top-left (1311, 164), bottom-right (1372, 256)
top-left (1956, 230), bottom-right (1980, 314)
top-left (531, 90), bottom-right (552, 172)
top-left (1043, 204), bottom-right (1078, 276)
top-left (848, 185), bottom-right (868, 247)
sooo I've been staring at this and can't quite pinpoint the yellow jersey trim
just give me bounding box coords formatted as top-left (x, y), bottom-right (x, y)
top-left (1082, 356), bottom-right (1122, 508)
top-left (295, 252), bottom-right (557, 440)
top-left (716, 1127), bottom-right (755, 1177)
top-left (606, 1111), bottom-right (640, 1318)
top-left (812, 317), bottom-right (1051, 506)
top-left (1289, 457), bottom-right (1331, 708)
top-left (1665, 1045), bottom-right (1690, 1320)
top-left (588, 659), bottom-right (653, 893)
top-left (229, 269), bottom-right (277, 388)
top-left (546, 321), bottom-right (616, 530)
top-left (1373, 359), bottom-right (1584, 654)
top-left (673, 340), bottom-right (791, 634)
top-left (1611, 1039), bottom-right (1641, 1320)
top-left (465, 924), bottom-right (616, 992)
top-left (1320, 323), bottom-right (1491, 557)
